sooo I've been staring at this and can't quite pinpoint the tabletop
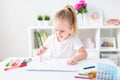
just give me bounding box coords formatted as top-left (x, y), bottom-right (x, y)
top-left (0, 57), bottom-right (120, 80)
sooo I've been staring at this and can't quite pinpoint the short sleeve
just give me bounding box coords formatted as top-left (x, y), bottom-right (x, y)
top-left (73, 36), bottom-right (83, 51)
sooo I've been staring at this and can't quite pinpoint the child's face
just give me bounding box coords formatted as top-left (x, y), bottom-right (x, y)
top-left (53, 19), bottom-right (72, 41)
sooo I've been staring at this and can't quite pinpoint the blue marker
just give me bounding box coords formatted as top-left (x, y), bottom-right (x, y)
top-left (83, 66), bottom-right (95, 70)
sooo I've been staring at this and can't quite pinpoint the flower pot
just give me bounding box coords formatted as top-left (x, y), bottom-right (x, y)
top-left (82, 13), bottom-right (88, 25)
top-left (77, 14), bottom-right (83, 26)
top-left (77, 13), bottom-right (88, 26)
top-left (43, 20), bottom-right (50, 26)
top-left (37, 21), bottom-right (43, 26)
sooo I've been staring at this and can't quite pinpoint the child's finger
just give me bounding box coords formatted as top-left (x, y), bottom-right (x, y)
top-left (67, 60), bottom-right (74, 65)
top-left (36, 49), bottom-right (41, 56)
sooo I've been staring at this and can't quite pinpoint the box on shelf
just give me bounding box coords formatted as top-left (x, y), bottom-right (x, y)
top-left (100, 52), bottom-right (120, 66)
top-left (100, 37), bottom-right (116, 49)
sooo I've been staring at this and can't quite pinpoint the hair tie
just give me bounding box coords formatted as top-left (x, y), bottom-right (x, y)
top-left (64, 6), bottom-right (71, 12)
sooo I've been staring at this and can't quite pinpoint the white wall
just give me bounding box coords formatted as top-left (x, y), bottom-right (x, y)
top-left (0, 0), bottom-right (120, 60)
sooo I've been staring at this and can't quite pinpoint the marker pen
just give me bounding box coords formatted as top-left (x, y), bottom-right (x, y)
top-left (79, 73), bottom-right (87, 76)
top-left (5, 60), bottom-right (13, 67)
top-left (74, 76), bottom-right (91, 79)
top-left (83, 66), bottom-right (95, 70)
top-left (4, 66), bottom-right (19, 71)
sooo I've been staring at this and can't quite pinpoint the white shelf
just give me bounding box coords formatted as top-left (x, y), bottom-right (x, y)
top-left (30, 25), bottom-right (120, 29)
top-left (78, 26), bottom-right (99, 29)
top-left (29, 26), bottom-right (53, 29)
top-left (101, 26), bottom-right (120, 29)
top-left (29, 25), bottom-right (120, 59)
top-left (100, 49), bottom-right (120, 52)
top-left (86, 48), bottom-right (99, 52)
top-left (78, 25), bottom-right (120, 29)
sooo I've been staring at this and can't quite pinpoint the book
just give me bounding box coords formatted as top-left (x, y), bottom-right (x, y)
top-left (34, 31), bottom-right (40, 48)
top-left (42, 32), bottom-right (48, 42)
top-left (38, 32), bottom-right (43, 47)
top-left (40, 32), bottom-right (44, 44)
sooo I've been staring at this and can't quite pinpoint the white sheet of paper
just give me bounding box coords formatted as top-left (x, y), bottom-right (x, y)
top-left (26, 58), bottom-right (78, 72)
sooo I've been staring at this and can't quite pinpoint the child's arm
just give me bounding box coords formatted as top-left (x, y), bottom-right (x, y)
top-left (67, 47), bottom-right (87, 65)
top-left (36, 45), bottom-right (47, 56)
top-left (75, 47), bottom-right (87, 61)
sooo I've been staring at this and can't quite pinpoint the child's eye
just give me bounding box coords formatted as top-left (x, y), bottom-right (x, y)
top-left (60, 30), bottom-right (64, 33)
top-left (55, 29), bottom-right (58, 31)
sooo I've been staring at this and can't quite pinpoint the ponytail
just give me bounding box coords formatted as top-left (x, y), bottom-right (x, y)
top-left (54, 4), bottom-right (78, 34)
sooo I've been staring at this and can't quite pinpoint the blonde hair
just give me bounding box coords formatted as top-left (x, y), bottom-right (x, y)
top-left (54, 4), bottom-right (78, 34)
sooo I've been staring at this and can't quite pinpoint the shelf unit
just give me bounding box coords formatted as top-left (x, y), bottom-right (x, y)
top-left (29, 26), bottom-right (120, 59)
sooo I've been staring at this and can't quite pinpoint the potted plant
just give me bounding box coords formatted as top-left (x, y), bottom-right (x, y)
top-left (43, 15), bottom-right (50, 26)
top-left (37, 15), bottom-right (43, 26)
top-left (44, 15), bottom-right (50, 21)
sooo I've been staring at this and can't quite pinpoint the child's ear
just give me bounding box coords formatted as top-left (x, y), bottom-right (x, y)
top-left (69, 27), bottom-right (73, 34)
top-left (70, 25), bottom-right (73, 29)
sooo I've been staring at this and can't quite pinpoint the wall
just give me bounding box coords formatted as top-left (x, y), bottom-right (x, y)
top-left (0, 0), bottom-right (120, 60)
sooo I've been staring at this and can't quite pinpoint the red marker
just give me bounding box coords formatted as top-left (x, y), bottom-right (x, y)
top-left (4, 58), bottom-right (32, 71)
top-left (11, 59), bottom-right (20, 66)
top-left (4, 66), bottom-right (19, 71)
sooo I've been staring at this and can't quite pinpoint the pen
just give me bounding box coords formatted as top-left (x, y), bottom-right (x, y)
top-left (11, 59), bottom-right (20, 66)
top-left (5, 60), bottom-right (11, 67)
top-left (19, 58), bottom-right (32, 67)
top-left (4, 64), bottom-right (26, 71)
top-left (4, 66), bottom-right (19, 71)
top-left (4, 58), bottom-right (32, 71)
top-left (40, 54), bottom-right (42, 62)
top-left (5, 59), bottom-right (14, 67)
top-left (83, 66), bottom-right (95, 70)
top-left (74, 76), bottom-right (91, 79)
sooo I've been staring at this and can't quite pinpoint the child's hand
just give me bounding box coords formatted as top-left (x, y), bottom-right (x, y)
top-left (67, 57), bottom-right (78, 65)
top-left (36, 49), bottom-right (44, 56)
top-left (36, 45), bottom-right (47, 56)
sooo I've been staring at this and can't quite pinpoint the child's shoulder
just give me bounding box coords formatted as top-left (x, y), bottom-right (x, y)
top-left (71, 34), bottom-right (79, 39)
top-left (70, 34), bottom-right (81, 42)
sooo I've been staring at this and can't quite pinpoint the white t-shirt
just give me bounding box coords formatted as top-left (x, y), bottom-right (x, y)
top-left (43, 34), bottom-right (83, 58)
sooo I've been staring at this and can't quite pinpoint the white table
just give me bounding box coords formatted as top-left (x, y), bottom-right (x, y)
top-left (0, 57), bottom-right (120, 80)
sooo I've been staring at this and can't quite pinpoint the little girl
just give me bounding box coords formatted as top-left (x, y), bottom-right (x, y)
top-left (37, 4), bottom-right (87, 65)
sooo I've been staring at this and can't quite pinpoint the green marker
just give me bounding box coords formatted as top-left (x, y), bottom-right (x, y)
top-left (5, 62), bottom-right (10, 67)
top-left (5, 60), bottom-right (13, 67)
top-left (79, 73), bottom-right (87, 76)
